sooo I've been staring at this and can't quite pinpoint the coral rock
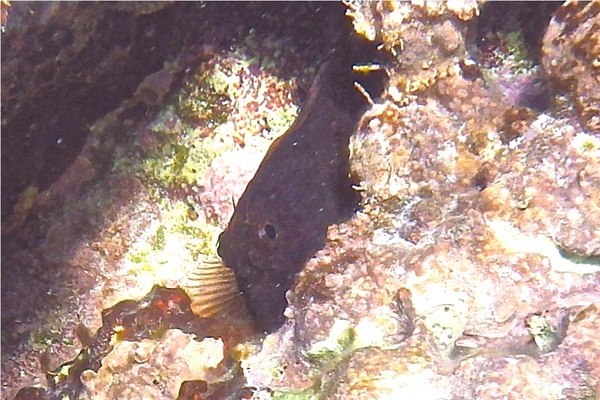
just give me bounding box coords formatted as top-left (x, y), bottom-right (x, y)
top-left (541, 1), bottom-right (600, 132)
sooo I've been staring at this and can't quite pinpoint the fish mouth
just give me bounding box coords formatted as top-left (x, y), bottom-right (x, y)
top-left (216, 230), bottom-right (229, 254)
top-left (236, 267), bottom-right (290, 332)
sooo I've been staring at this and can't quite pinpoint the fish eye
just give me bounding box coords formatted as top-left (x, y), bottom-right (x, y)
top-left (258, 223), bottom-right (277, 240)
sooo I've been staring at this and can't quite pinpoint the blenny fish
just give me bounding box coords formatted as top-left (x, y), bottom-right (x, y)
top-left (215, 48), bottom-right (380, 332)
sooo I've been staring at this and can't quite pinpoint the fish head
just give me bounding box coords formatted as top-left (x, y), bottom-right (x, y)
top-left (217, 187), bottom-right (327, 332)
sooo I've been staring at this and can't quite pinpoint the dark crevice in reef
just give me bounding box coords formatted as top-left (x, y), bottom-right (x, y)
top-left (472, 1), bottom-right (562, 64)
top-left (465, 1), bottom-right (562, 114)
top-left (2, 3), bottom-right (198, 220)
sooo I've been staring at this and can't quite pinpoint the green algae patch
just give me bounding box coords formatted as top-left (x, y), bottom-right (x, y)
top-left (113, 107), bottom-right (231, 201)
top-left (572, 132), bottom-right (600, 156)
top-left (497, 31), bottom-right (534, 74)
top-left (26, 308), bottom-right (73, 352)
top-left (527, 315), bottom-right (561, 354)
top-left (153, 224), bottom-right (166, 251)
top-left (177, 65), bottom-right (234, 128)
top-left (264, 105), bottom-right (299, 140)
top-left (176, 30), bottom-right (302, 148)
top-left (125, 199), bottom-right (222, 276)
top-left (304, 319), bottom-right (356, 366)
top-left (271, 387), bottom-right (321, 400)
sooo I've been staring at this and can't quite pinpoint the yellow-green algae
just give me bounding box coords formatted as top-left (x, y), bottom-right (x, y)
top-left (112, 107), bottom-right (230, 198)
top-left (177, 64), bottom-right (234, 128)
top-left (572, 132), bottom-right (600, 156)
top-left (27, 308), bottom-right (74, 351)
top-left (527, 315), bottom-right (560, 354)
top-left (108, 108), bottom-right (228, 286)
top-left (176, 30), bottom-right (301, 150)
top-left (303, 319), bottom-right (356, 366)
top-left (243, 318), bottom-right (406, 400)
top-left (125, 199), bottom-right (222, 279)
top-left (484, 30), bottom-right (535, 75)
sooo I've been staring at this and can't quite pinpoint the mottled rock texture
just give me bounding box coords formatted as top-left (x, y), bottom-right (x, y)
top-left (541, 0), bottom-right (600, 132)
top-left (80, 330), bottom-right (224, 400)
top-left (251, 2), bottom-right (600, 399)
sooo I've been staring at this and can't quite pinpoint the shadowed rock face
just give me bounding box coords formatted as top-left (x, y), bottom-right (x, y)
top-left (1, 2), bottom-right (199, 221)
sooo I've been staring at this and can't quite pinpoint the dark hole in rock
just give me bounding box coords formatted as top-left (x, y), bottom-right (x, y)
top-left (472, 165), bottom-right (492, 192)
top-left (472, 1), bottom-right (562, 64)
top-left (466, 1), bottom-right (560, 113)
top-left (178, 380), bottom-right (208, 398)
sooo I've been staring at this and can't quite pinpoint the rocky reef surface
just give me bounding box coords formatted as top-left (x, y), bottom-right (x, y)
top-left (2, 1), bottom-right (599, 399)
